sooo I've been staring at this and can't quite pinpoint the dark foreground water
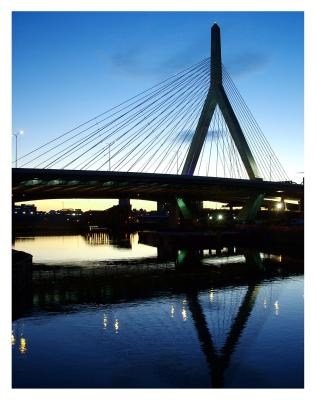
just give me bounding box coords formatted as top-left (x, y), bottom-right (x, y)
top-left (12, 233), bottom-right (304, 388)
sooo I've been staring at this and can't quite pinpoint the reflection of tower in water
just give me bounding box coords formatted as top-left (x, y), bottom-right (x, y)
top-left (186, 284), bottom-right (263, 388)
top-left (98, 275), bottom-right (281, 388)
top-left (182, 278), bottom-right (282, 387)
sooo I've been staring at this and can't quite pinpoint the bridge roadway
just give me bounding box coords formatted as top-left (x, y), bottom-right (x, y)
top-left (12, 168), bottom-right (304, 204)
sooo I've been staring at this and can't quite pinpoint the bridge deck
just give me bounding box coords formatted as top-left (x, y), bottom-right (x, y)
top-left (12, 168), bottom-right (304, 204)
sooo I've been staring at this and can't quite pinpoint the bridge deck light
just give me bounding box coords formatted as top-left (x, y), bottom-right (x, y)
top-left (217, 214), bottom-right (223, 220)
top-left (13, 129), bottom-right (24, 168)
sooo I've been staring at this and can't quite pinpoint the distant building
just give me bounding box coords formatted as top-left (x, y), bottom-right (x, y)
top-left (53, 208), bottom-right (83, 216)
top-left (13, 204), bottom-right (37, 215)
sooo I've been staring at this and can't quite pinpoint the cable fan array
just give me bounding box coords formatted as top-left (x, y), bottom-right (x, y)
top-left (222, 66), bottom-right (289, 181)
top-left (16, 57), bottom-right (289, 181)
top-left (201, 285), bottom-right (249, 354)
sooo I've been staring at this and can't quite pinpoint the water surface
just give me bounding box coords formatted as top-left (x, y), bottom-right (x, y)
top-left (12, 233), bottom-right (304, 388)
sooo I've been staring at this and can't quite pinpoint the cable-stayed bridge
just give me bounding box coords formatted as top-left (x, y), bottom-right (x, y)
top-left (12, 24), bottom-right (303, 218)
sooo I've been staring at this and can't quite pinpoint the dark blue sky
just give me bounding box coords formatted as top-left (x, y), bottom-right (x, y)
top-left (12, 11), bottom-right (304, 209)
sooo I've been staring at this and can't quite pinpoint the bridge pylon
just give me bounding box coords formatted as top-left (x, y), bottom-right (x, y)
top-left (182, 23), bottom-right (261, 180)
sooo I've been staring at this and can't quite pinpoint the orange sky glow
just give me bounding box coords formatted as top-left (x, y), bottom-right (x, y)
top-left (16, 199), bottom-right (157, 212)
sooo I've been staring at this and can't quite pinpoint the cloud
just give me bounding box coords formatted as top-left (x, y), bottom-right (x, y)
top-left (177, 128), bottom-right (224, 143)
top-left (97, 46), bottom-right (146, 76)
top-left (98, 35), bottom-right (206, 79)
top-left (226, 51), bottom-right (270, 77)
top-left (157, 40), bottom-right (206, 76)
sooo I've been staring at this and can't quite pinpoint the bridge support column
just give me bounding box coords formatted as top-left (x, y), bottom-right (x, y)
top-left (163, 198), bottom-right (202, 230)
top-left (176, 198), bottom-right (205, 229)
top-left (167, 200), bottom-right (180, 230)
top-left (244, 250), bottom-right (265, 272)
top-left (157, 238), bottom-right (177, 260)
top-left (237, 194), bottom-right (264, 223)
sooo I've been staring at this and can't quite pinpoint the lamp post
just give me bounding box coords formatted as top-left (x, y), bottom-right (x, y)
top-left (13, 130), bottom-right (24, 168)
top-left (109, 143), bottom-right (111, 171)
top-left (297, 171), bottom-right (304, 185)
top-left (106, 143), bottom-right (111, 171)
top-left (101, 140), bottom-right (112, 171)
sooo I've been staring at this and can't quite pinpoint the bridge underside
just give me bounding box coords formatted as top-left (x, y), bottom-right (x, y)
top-left (12, 168), bottom-right (304, 205)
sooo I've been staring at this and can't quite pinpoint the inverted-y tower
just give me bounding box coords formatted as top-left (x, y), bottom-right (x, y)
top-left (182, 23), bottom-right (261, 180)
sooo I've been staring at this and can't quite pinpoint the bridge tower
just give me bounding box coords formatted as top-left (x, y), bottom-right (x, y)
top-left (182, 23), bottom-right (261, 180)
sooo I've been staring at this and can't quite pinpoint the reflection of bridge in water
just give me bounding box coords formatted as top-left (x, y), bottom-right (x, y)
top-left (187, 285), bottom-right (258, 387)
top-left (13, 244), bottom-right (302, 387)
top-left (12, 21), bottom-right (303, 386)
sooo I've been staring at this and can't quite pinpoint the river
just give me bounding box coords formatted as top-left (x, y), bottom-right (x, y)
top-left (12, 232), bottom-right (304, 388)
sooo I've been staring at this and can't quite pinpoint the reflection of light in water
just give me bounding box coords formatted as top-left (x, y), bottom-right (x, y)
top-left (19, 336), bottom-right (27, 354)
top-left (263, 298), bottom-right (267, 309)
top-left (130, 233), bottom-right (138, 246)
top-left (114, 319), bottom-right (119, 334)
top-left (170, 305), bottom-right (175, 318)
top-left (12, 331), bottom-right (16, 346)
top-left (103, 314), bottom-right (108, 329)
top-left (274, 300), bottom-right (280, 316)
top-left (209, 289), bottom-right (215, 303)
top-left (182, 299), bottom-right (187, 305)
top-left (203, 255), bottom-right (246, 265)
top-left (260, 253), bottom-right (283, 262)
top-left (13, 233), bottom-right (157, 264)
top-left (86, 232), bottom-right (110, 245)
top-left (182, 307), bottom-right (187, 321)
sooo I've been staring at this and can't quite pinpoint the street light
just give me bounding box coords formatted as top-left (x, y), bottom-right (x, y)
top-left (297, 171), bottom-right (304, 185)
top-left (100, 140), bottom-right (112, 171)
top-left (104, 142), bottom-right (111, 171)
top-left (276, 202), bottom-right (285, 211)
top-left (13, 129), bottom-right (24, 168)
top-left (108, 143), bottom-right (111, 171)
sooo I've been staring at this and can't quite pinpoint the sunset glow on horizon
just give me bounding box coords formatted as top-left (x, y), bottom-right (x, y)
top-left (15, 198), bottom-right (157, 212)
